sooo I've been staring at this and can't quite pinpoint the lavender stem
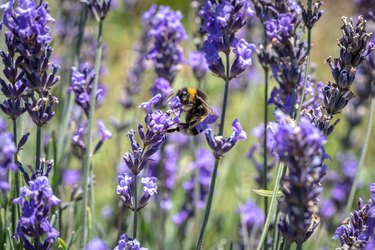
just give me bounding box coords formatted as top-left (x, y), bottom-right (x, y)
top-left (36, 126), bottom-right (41, 173)
top-left (196, 52), bottom-right (230, 250)
top-left (256, 163), bottom-right (286, 250)
top-left (296, 20), bottom-right (312, 119)
top-left (133, 173), bottom-right (138, 239)
top-left (57, 5), bottom-right (88, 165)
top-left (80, 20), bottom-right (103, 248)
top-left (345, 93), bottom-right (375, 215)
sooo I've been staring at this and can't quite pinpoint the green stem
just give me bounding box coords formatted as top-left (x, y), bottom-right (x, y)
top-left (296, 242), bottom-right (303, 250)
top-left (296, 27), bottom-right (312, 120)
top-left (345, 96), bottom-right (375, 215)
top-left (133, 174), bottom-right (138, 239)
top-left (262, 25), bottom-right (269, 250)
top-left (80, 20), bottom-right (103, 248)
top-left (256, 163), bottom-right (285, 250)
top-left (263, 68), bottom-right (269, 245)
top-left (57, 5), bottom-right (88, 165)
top-left (196, 53), bottom-right (231, 250)
top-left (36, 126), bottom-right (41, 173)
top-left (11, 119), bottom-right (20, 234)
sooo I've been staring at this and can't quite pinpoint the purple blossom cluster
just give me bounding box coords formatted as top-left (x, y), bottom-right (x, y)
top-left (146, 4), bottom-right (187, 101)
top-left (247, 123), bottom-right (275, 187)
top-left (117, 94), bottom-right (181, 212)
top-left (204, 119), bottom-right (247, 159)
top-left (71, 120), bottom-right (112, 158)
top-left (199, 0), bottom-right (256, 79)
top-left (334, 183), bottom-right (375, 249)
top-left (0, 122), bottom-right (17, 192)
top-left (307, 16), bottom-right (374, 135)
top-left (116, 173), bottom-right (158, 211)
top-left (121, 7), bottom-right (155, 109)
top-left (13, 176), bottom-right (61, 250)
top-left (269, 111), bottom-right (327, 245)
top-left (0, 0), bottom-right (60, 126)
top-left (68, 63), bottom-right (106, 117)
top-left (114, 233), bottom-right (147, 250)
top-left (172, 148), bottom-right (214, 225)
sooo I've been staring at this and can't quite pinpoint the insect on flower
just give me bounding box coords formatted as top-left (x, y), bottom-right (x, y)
top-left (166, 87), bottom-right (217, 135)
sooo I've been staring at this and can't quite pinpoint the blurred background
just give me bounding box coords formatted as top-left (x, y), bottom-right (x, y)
top-left (2, 0), bottom-right (375, 249)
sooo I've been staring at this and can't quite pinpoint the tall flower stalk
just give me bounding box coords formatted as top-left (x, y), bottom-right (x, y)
top-left (345, 86), bottom-right (375, 215)
top-left (196, 1), bottom-right (255, 248)
top-left (79, 0), bottom-right (111, 247)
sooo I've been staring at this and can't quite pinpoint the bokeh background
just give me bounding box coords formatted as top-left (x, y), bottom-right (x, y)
top-left (3, 0), bottom-right (375, 249)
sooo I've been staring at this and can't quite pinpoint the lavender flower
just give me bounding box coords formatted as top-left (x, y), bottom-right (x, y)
top-left (114, 233), bottom-right (147, 250)
top-left (62, 169), bottom-right (81, 186)
top-left (204, 119), bottom-right (247, 159)
top-left (68, 63), bottom-right (106, 117)
top-left (25, 93), bottom-right (58, 127)
top-left (199, 0), bottom-right (255, 79)
top-left (71, 120), bottom-right (112, 157)
top-left (247, 123), bottom-right (276, 187)
top-left (121, 6), bottom-right (155, 109)
top-left (355, 0), bottom-right (375, 22)
top-left (308, 16), bottom-right (374, 135)
top-left (0, 128), bottom-right (17, 192)
top-left (173, 148), bottom-right (214, 225)
top-left (270, 111), bottom-right (327, 244)
top-left (188, 51), bottom-right (209, 82)
top-left (13, 176), bottom-right (61, 250)
top-left (138, 177), bottom-right (158, 208)
top-left (0, 0), bottom-right (55, 44)
top-left (85, 238), bottom-right (108, 250)
top-left (334, 183), bottom-right (375, 249)
top-left (0, 32), bottom-right (26, 120)
top-left (238, 199), bottom-right (264, 230)
top-left (82, 0), bottom-right (111, 21)
top-left (230, 38), bottom-right (256, 79)
top-left (146, 5), bottom-right (187, 84)
top-left (116, 173), bottom-right (133, 210)
top-left (0, 0), bottom-right (60, 94)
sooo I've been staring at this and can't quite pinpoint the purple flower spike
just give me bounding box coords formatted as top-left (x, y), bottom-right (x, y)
top-left (0, 128), bottom-right (17, 192)
top-left (0, 0), bottom-right (55, 45)
top-left (85, 238), bottom-right (108, 250)
top-left (334, 183), bottom-right (375, 249)
top-left (139, 177), bottom-right (158, 208)
top-left (204, 119), bottom-right (247, 159)
top-left (146, 5), bottom-right (187, 84)
top-left (139, 94), bottom-right (161, 114)
top-left (114, 233), bottom-right (148, 250)
top-left (116, 173), bottom-right (133, 210)
top-left (14, 176), bottom-right (61, 250)
top-left (188, 51), bottom-right (209, 81)
top-left (68, 63), bottom-right (106, 117)
top-left (230, 39), bottom-right (256, 79)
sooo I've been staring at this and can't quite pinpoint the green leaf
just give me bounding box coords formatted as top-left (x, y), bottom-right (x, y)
top-left (58, 238), bottom-right (67, 250)
top-left (51, 131), bottom-right (59, 192)
top-left (252, 189), bottom-right (283, 198)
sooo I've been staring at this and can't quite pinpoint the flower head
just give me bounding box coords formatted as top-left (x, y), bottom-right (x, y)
top-left (114, 233), bottom-right (147, 250)
top-left (68, 63), bottom-right (106, 117)
top-left (13, 176), bottom-right (61, 250)
top-left (204, 119), bottom-right (247, 159)
top-left (0, 129), bottom-right (16, 192)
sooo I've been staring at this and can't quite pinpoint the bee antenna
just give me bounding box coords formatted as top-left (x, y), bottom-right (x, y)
top-left (162, 91), bottom-right (176, 106)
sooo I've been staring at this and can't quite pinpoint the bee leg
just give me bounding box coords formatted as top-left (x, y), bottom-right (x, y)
top-left (166, 127), bottom-right (180, 133)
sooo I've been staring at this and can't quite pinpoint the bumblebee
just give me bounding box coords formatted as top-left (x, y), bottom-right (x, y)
top-left (171, 87), bottom-right (215, 135)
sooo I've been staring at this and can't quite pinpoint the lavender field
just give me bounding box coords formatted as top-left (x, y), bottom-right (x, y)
top-left (0, 0), bottom-right (375, 249)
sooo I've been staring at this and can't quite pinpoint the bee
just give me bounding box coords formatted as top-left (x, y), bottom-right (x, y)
top-left (169, 87), bottom-right (216, 135)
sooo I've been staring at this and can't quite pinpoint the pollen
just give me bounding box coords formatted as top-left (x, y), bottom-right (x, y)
top-left (187, 88), bottom-right (197, 102)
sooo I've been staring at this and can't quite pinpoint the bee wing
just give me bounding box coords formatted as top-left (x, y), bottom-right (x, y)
top-left (162, 91), bottom-right (176, 106)
top-left (196, 95), bottom-right (215, 115)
